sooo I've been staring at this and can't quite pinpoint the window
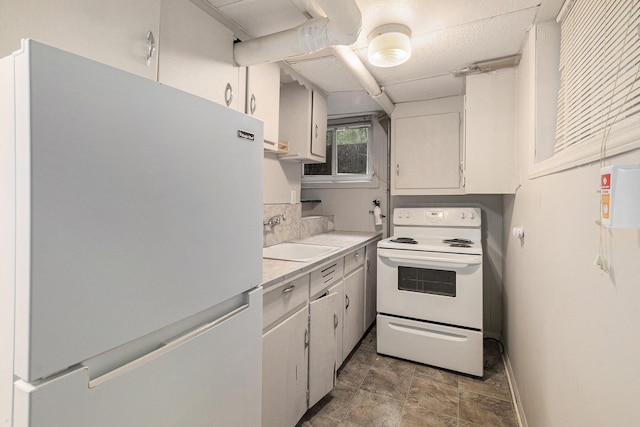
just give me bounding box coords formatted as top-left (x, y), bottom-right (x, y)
top-left (303, 117), bottom-right (373, 182)
top-left (533, 0), bottom-right (640, 176)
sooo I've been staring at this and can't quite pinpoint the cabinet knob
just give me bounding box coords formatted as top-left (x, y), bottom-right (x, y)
top-left (224, 82), bottom-right (233, 107)
top-left (146, 31), bottom-right (155, 66)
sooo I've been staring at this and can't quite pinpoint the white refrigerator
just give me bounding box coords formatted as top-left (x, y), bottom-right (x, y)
top-left (1, 40), bottom-right (263, 426)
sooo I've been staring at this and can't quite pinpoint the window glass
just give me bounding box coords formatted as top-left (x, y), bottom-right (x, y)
top-left (303, 118), bottom-right (372, 181)
top-left (336, 127), bottom-right (369, 174)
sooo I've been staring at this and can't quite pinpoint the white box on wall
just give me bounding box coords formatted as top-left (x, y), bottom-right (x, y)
top-left (601, 164), bottom-right (640, 228)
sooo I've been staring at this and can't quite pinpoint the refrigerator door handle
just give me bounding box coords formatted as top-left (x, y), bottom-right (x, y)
top-left (88, 302), bottom-right (249, 388)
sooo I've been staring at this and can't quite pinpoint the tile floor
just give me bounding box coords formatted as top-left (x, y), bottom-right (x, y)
top-left (298, 325), bottom-right (518, 427)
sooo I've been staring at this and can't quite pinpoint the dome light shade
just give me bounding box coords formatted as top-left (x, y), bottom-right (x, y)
top-left (367, 24), bottom-right (412, 68)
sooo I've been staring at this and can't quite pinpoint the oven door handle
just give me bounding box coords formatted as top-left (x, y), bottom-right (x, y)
top-left (378, 249), bottom-right (482, 267)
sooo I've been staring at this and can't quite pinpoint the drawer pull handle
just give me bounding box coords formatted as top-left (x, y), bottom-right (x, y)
top-left (321, 263), bottom-right (338, 273)
top-left (146, 31), bottom-right (155, 66)
top-left (250, 94), bottom-right (257, 114)
top-left (334, 313), bottom-right (339, 329)
top-left (282, 285), bottom-right (295, 294)
top-left (345, 295), bottom-right (350, 309)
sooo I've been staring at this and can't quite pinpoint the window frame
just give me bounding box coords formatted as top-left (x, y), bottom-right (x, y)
top-left (302, 116), bottom-right (375, 185)
top-left (530, 0), bottom-right (640, 179)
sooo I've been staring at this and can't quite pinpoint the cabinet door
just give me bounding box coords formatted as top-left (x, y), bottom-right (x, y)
top-left (310, 90), bottom-right (328, 158)
top-left (309, 292), bottom-right (338, 408)
top-left (262, 305), bottom-right (309, 427)
top-left (364, 242), bottom-right (378, 330)
top-left (0, 0), bottom-right (161, 79)
top-left (278, 83), bottom-right (326, 163)
top-left (328, 280), bottom-right (345, 366)
top-left (247, 63), bottom-right (281, 149)
top-left (343, 266), bottom-right (365, 360)
top-left (158, 0), bottom-right (242, 109)
top-left (465, 68), bottom-right (516, 193)
top-left (393, 112), bottom-right (461, 193)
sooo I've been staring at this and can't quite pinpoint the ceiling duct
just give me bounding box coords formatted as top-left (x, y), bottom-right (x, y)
top-left (452, 54), bottom-right (522, 77)
top-left (233, 0), bottom-right (362, 66)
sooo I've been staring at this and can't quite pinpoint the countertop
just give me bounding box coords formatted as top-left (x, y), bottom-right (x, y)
top-left (262, 231), bottom-right (383, 289)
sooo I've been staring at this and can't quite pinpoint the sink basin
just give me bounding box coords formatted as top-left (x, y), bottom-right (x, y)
top-left (263, 242), bottom-right (341, 262)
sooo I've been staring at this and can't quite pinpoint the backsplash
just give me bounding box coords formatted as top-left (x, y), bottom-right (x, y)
top-left (263, 203), bottom-right (334, 247)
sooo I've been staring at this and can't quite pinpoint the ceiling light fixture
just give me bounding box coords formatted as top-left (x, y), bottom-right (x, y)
top-left (367, 24), bottom-right (412, 68)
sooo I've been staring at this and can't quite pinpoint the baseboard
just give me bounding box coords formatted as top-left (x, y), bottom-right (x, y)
top-left (503, 350), bottom-right (528, 427)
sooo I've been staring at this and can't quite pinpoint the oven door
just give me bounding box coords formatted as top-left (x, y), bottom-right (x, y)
top-left (377, 248), bottom-right (482, 329)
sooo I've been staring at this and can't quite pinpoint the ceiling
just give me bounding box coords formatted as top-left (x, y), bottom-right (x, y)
top-left (203, 0), bottom-right (565, 109)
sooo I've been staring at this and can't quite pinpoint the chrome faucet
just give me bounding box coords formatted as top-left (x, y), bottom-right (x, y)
top-left (263, 214), bottom-right (287, 227)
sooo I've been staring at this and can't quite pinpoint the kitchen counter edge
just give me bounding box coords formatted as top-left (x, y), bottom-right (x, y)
top-left (261, 231), bottom-right (382, 290)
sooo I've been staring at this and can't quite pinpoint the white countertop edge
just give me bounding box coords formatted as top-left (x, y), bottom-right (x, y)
top-left (261, 231), bottom-right (383, 289)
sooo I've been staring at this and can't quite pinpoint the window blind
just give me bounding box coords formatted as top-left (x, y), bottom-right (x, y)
top-left (554, 0), bottom-right (640, 155)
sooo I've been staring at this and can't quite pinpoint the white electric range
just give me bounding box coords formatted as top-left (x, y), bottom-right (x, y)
top-left (376, 207), bottom-right (484, 377)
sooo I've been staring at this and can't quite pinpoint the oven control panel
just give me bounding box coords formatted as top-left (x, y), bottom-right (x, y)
top-left (393, 207), bottom-right (481, 227)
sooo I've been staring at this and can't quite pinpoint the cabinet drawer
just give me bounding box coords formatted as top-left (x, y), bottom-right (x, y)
top-left (263, 275), bottom-right (309, 330)
top-left (310, 258), bottom-right (344, 298)
top-left (344, 247), bottom-right (365, 275)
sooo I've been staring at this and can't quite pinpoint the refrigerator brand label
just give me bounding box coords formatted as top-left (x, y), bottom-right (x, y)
top-left (237, 130), bottom-right (255, 142)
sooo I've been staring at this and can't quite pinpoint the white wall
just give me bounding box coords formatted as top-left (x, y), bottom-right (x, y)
top-left (504, 27), bottom-right (640, 426)
top-left (301, 117), bottom-right (389, 237)
top-left (263, 153), bottom-right (301, 204)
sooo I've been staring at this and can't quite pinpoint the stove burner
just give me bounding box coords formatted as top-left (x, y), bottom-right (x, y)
top-left (443, 238), bottom-right (474, 245)
top-left (449, 243), bottom-right (472, 248)
top-left (390, 237), bottom-right (418, 244)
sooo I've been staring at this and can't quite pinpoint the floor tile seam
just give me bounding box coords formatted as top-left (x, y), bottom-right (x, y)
top-left (411, 371), bottom-right (460, 392)
top-left (403, 398), bottom-right (460, 423)
top-left (457, 386), bottom-right (514, 403)
top-left (336, 384), bottom-right (360, 422)
top-left (355, 364), bottom-right (372, 389)
top-left (396, 371), bottom-right (416, 427)
top-left (457, 389), bottom-right (519, 427)
top-left (358, 386), bottom-right (407, 405)
top-left (367, 364), bottom-right (415, 383)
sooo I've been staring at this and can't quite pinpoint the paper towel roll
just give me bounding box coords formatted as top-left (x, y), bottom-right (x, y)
top-left (374, 205), bottom-right (383, 226)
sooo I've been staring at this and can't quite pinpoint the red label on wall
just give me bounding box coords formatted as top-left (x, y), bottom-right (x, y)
top-left (601, 173), bottom-right (611, 190)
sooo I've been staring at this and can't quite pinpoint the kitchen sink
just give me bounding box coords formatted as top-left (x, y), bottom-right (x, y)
top-left (263, 242), bottom-right (341, 262)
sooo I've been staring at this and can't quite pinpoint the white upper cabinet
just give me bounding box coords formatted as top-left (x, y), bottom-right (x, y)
top-left (0, 0), bottom-right (161, 80)
top-left (278, 82), bottom-right (328, 163)
top-left (246, 63), bottom-right (281, 150)
top-left (391, 97), bottom-right (464, 195)
top-left (464, 68), bottom-right (517, 194)
top-left (158, 0), bottom-right (243, 111)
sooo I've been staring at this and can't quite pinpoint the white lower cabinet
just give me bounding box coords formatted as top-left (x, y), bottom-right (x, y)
top-left (262, 242), bottom-right (378, 426)
top-left (328, 280), bottom-right (345, 365)
top-left (262, 304), bottom-right (309, 427)
top-left (308, 291), bottom-right (338, 407)
top-left (343, 265), bottom-right (365, 360)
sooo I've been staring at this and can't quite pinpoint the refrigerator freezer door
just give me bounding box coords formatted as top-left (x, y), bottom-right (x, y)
top-left (14, 288), bottom-right (262, 427)
top-left (10, 40), bottom-right (263, 382)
